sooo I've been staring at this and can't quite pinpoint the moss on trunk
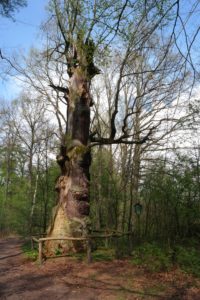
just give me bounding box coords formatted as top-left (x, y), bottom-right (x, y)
top-left (45, 39), bottom-right (97, 254)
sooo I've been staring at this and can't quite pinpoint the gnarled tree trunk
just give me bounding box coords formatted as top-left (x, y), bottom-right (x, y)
top-left (45, 40), bottom-right (98, 255)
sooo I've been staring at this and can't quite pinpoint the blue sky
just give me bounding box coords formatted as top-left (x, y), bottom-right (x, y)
top-left (0, 0), bottom-right (49, 100)
top-left (0, 0), bottom-right (200, 101)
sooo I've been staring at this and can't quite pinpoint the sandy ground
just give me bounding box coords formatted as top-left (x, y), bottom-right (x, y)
top-left (0, 238), bottom-right (200, 300)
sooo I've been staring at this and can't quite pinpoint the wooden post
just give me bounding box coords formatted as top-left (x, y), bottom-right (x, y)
top-left (105, 236), bottom-right (109, 248)
top-left (31, 237), bottom-right (34, 250)
top-left (38, 240), bottom-right (43, 265)
top-left (87, 238), bottom-right (92, 264)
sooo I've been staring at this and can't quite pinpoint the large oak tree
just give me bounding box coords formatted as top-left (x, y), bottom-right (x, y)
top-left (2, 0), bottom-right (199, 253)
top-left (44, 0), bottom-right (186, 253)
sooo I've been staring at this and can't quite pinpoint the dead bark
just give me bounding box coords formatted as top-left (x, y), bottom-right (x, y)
top-left (46, 38), bottom-right (98, 254)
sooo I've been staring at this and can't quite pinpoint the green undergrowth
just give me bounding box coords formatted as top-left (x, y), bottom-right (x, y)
top-left (21, 240), bottom-right (38, 261)
top-left (71, 247), bottom-right (115, 262)
top-left (92, 247), bottom-right (115, 261)
top-left (131, 241), bottom-right (200, 277)
top-left (21, 238), bottom-right (200, 277)
top-left (175, 245), bottom-right (200, 277)
top-left (131, 242), bottom-right (172, 272)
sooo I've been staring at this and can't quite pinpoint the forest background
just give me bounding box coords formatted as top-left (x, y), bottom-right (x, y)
top-left (1, 0), bottom-right (200, 274)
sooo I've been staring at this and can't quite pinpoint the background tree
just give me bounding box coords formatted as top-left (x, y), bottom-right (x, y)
top-left (43, 0), bottom-right (184, 254)
top-left (0, 0), bottom-right (26, 18)
top-left (1, 0), bottom-right (200, 256)
top-left (0, 95), bottom-right (57, 236)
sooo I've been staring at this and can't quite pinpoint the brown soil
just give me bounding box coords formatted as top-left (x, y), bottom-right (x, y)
top-left (0, 238), bottom-right (200, 300)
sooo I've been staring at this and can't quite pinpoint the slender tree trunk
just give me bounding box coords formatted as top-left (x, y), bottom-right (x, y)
top-left (144, 198), bottom-right (151, 237)
top-left (0, 138), bottom-right (11, 233)
top-left (43, 136), bottom-right (49, 233)
top-left (121, 144), bottom-right (129, 232)
top-left (29, 173), bottom-right (39, 234)
top-left (96, 146), bottom-right (103, 230)
top-left (29, 156), bottom-right (40, 234)
top-left (128, 77), bottom-right (142, 233)
top-left (28, 147), bottom-right (34, 233)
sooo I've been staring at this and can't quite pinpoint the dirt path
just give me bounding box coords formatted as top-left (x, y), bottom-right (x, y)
top-left (0, 238), bottom-right (200, 300)
top-left (0, 238), bottom-right (97, 300)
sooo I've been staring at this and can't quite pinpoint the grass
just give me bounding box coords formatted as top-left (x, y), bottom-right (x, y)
top-left (21, 238), bottom-right (200, 278)
top-left (176, 245), bottom-right (200, 277)
top-left (65, 247), bottom-right (115, 262)
top-left (131, 242), bottom-right (172, 272)
top-left (131, 241), bottom-right (200, 277)
top-left (21, 240), bottom-right (38, 261)
top-left (92, 248), bottom-right (115, 261)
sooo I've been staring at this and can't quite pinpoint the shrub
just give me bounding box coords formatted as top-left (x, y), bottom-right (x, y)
top-left (21, 240), bottom-right (38, 261)
top-left (24, 249), bottom-right (38, 261)
top-left (176, 246), bottom-right (200, 277)
top-left (131, 243), bottom-right (172, 272)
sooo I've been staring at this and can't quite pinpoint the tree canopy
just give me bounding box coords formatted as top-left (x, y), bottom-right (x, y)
top-left (1, 0), bottom-right (200, 266)
top-left (0, 0), bottom-right (26, 18)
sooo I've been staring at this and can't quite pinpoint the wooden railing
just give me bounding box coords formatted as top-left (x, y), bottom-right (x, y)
top-left (31, 231), bottom-right (132, 265)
